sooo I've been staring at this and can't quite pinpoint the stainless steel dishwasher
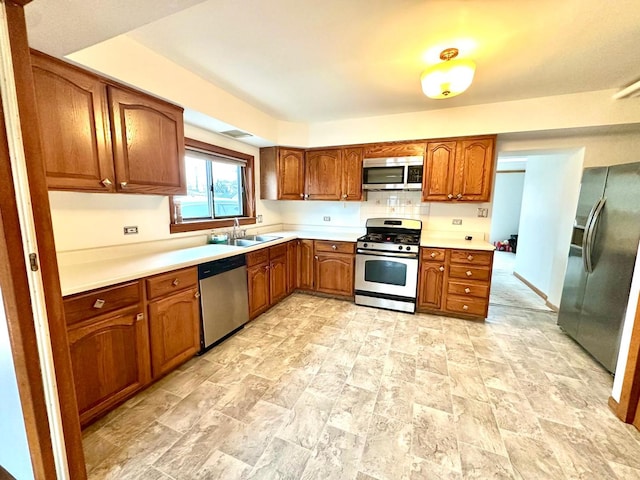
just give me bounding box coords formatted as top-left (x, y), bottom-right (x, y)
top-left (198, 254), bottom-right (249, 352)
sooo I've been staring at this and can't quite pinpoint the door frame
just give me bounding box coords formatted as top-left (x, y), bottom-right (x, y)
top-left (1, 1), bottom-right (86, 478)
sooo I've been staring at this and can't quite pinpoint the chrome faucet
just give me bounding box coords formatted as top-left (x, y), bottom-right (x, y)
top-left (231, 217), bottom-right (240, 239)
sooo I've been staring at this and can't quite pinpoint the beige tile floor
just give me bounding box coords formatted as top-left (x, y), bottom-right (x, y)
top-left (83, 291), bottom-right (640, 479)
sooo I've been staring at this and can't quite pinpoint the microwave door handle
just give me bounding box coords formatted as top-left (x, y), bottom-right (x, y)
top-left (403, 165), bottom-right (409, 187)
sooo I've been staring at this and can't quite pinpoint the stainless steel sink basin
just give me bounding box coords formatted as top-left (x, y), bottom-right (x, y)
top-left (225, 235), bottom-right (281, 247)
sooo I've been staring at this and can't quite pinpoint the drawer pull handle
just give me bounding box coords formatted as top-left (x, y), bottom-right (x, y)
top-left (439, 266), bottom-right (445, 272)
top-left (464, 288), bottom-right (471, 294)
top-left (172, 278), bottom-right (180, 286)
top-left (430, 252), bottom-right (437, 258)
top-left (194, 292), bottom-right (201, 299)
top-left (93, 299), bottom-right (105, 309)
top-left (332, 245), bottom-right (337, 250)
top-left (466, 270), bottom-right (473, 277)
top-left (135, 313), bottom-right (144, 322)
top-left (457, 193), bottom-right (463, 199)
top-left (467, 255), bottom-right (474, 261)
top-left (463, 305), bottom-right (469, 311)
top-left (101, 178), bottom-right (112, 187)
top-left (447, 194), bottom-right (453, 199)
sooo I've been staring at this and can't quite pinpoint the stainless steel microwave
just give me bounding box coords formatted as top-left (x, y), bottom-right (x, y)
top-left (362, 156), bottom-right (424, 190)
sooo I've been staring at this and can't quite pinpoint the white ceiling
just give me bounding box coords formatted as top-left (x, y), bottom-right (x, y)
top-left (25, 0), bottom-right (640, 123)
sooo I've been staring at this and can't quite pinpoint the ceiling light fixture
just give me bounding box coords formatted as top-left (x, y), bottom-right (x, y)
top-left (421, 48), bottom-right (476, 99)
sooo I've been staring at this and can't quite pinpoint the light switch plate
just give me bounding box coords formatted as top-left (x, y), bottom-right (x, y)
top-left (477, 208), bottom-right (489, 218)
top-left (452, 219), bottom-right (463, 225)
top-left (323, 216), bottom-right (331, 221)
top-left (257, 214), bottom-right (263, 223)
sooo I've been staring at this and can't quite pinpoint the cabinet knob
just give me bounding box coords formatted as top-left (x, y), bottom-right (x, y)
top-left (466, 270), bottom-right (473, 277)
top-left (314, 255), bottom-right (319, 260)
top-left (464, 287), bottom-right (471, 294)
top-left (172, 278), bottom-right (180, 286)
top-left (342, 194), bottom-right (348, 199)
top-left (101, 178), bottom-right (112, 187)
top-left (265, 265), bottom-right (270, 271)
top-left (135, 313), bottom-right (144, 322)
top-left (304, 194), bottom-right (309, 199)
top-left (331, 245), bottom-right (337, 250)
top-left (299, 193), bottom-right (304, 198)
top-left (463, 305), bottom-right (469, 311)
top-left (430, 252), bottom-right (437, 258)
top-left (467, 255), bottom-right (474, 261)
top-left (194, 292), bottom-right (201, 299)
top-left (439, 266), bottom-right (445, 272)
top-left (447, 194), bottom-right (453, 199)
top-left (456, 193), bottom-right (463, 199)
top-left (92, 299), bottom-right (105, 309)
top-left (120, 182), bottom-right (128, 188)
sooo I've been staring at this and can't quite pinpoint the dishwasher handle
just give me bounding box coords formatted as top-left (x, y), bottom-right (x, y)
top-left (198, 254), bottom-right (246, 280)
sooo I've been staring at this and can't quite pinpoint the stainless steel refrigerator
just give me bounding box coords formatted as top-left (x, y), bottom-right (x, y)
top-left (558, 162), bottom-right (640, 373)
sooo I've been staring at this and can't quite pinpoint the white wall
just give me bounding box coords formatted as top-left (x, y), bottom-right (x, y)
top-left (49, 125), bottom-right (282, 252)
top-left (514, 150), bottom-right (584, 307)
top-left (0, 288), bottom-right (34, 480)
top-left (490, 171), bottom-right (525, 244)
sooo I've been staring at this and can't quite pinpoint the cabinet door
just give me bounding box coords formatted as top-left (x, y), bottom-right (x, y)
top-left (452, 137), bottom-right (495, 202)
top-left (305, 149), bottom-right (342, 200)
top-left (31, 53), bottom-right (115, 192)
top-left (315, 253), bottom-right (354, 296)
top-left (423, 141), bottom-right (456, 201)
top-left (286, 240), bottom-right (298, 293)
top-left (248, 262), bottom-right (270, 318)
top-left (270, 255), bottom-right (288, 305)
top-left (148, 288), bottom-right (200, 378)
top-left (342, 148), bottom-right (363, 201)
top-left (108, 86), bottom-right (186, 195)
top-left (67, 307), bottom-right (150, 425)
top-left (298, 239), bottom-right (315, 290)
top-left (418, 263), bottom-right (445, 310)
top-left (278, 148), bottom-right (305, 200)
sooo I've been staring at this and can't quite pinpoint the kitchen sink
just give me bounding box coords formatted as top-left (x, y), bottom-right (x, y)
top-left (225, 235), bottom-right (282, 247)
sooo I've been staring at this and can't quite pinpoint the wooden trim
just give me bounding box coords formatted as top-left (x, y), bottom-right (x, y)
top-left (545, 300), bottom-right (559, 312)
top-left (170, 137), bottom-right (256, 233)
top-left (616, 290), bottom-right (640, 424)
top-left (609, 396), bottom-right (621, 418)
top-left (6, 4), bottom-right (86, 478)
top-left (0, 78), bottom-right (55, 480)
top-left (304, 134), bottom-right (497, 153)
top-left (513, 271), bottom-right (548, 300)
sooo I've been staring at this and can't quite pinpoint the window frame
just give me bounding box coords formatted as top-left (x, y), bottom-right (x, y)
top-left (169, 137), bottom-right (256, 234)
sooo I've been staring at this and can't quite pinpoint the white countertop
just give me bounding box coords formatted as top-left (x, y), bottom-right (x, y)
top-left (58, 229), bottom-right (494, 296)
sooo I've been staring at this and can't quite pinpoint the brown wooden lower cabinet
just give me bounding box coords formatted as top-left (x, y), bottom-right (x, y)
top-left (298, 239), bottom-right (315, 290)
top-left (247, 243), bottom-right (289, 318)
top-left (248, 261), bottom-right (270, 318)
top-left (64, 281), bottom-right (151, 427)
top-left (287, 240), bottom-right (298, 293)
top-left (314, 241), bottom-right (355, 297)
top-left (417, 247), bottom-right (494, 319)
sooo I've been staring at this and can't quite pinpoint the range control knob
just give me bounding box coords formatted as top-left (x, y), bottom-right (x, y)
top-left (363, 243), bottom-right (368, 248)
top-left (398, 246), bottom-right (403, 250)
top-left (405, 246), bottom-right (411, 251)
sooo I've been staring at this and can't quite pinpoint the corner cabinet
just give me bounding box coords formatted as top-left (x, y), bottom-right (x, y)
top-left (31, 50), bottom-right (186, 195)
top-left (422, 136), bottom-right (496, 202)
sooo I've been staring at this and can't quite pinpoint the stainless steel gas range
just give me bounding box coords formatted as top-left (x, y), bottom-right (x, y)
top-left (355, 218), bottom-right (422, 313)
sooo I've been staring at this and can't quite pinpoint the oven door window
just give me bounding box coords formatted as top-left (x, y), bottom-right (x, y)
top-left (363, 166), bottom-right (404, 185)
top-left (364, 259), bottom-right (407, 286)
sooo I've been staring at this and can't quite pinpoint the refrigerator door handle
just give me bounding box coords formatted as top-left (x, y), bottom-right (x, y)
top-left (581, 200), bottom-right (599, 272)
top-left (584, 197), bottom-right (606, 273)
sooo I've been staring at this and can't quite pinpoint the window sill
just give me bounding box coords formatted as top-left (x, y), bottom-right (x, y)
top-left (170, 217), bottom-right (256, 234)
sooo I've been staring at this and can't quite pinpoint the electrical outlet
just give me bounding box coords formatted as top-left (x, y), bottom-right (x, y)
top-left (123, 226), bottom-right (138, 235)
top-left (452, 219), bottom-right (463, 225)
top-left (323, 216), bottom-right (331, 222)
top-left (257, 214), bottom-right (263, 223)
top-left (477, 208), bottom-right (488, 218)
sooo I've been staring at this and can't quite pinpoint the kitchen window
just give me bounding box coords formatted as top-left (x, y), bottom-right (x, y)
top-left (170, 138), bottom-right (255, 233)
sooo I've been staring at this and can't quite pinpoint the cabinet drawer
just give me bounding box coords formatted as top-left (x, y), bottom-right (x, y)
top-left (269, 243), bottom-right (287, 259)
top-left (421, 248), bottom-right (446, 262)
top-left (64, 281), bottom-right (141, 326)
top-left (448, 265), bottom-right (491, 282)
top-left (246, 248), bottom-right (270, 267)
top-left (450, 249), bottom-right (493, 266)
top-left (446, 295), bottom-right (488, 317)
top-left (315, 240), bottom-right (355, 254)
top-left (146, 267), bottom-right (198, 300)
top-left (447, 281), bottom-right (490, 299)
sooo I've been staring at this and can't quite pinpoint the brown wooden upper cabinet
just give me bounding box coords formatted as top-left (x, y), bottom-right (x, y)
top-left (260, 146), bottom-right (362, 201)
top-left (31, 50), bottom-right (186, 195)
top-left (422, 136), bottom-right (496, 202)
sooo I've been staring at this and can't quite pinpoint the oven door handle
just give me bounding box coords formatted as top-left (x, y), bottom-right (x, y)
top-left (356, 249), bottom-right (418, 259)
